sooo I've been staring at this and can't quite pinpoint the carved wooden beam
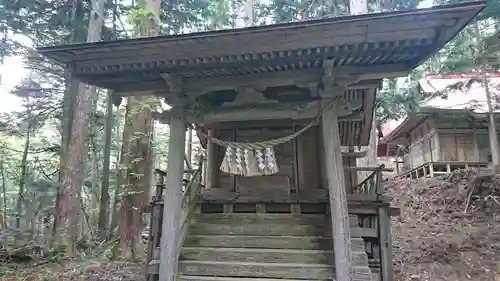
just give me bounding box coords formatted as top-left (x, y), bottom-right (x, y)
top-left (161, 73), bottom-right (185, 104)
top-left (229, 86), bottom-right (277, 105)
top-left (113, 64), bottom-right (406, 98)
top-left (322, 60), bottom-right (361, 92)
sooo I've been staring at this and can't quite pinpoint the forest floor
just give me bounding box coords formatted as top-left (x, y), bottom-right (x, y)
top-left (1, 259), bottom-right (144, 281)
top-left (4, 167), bottom-right (500, 281)
top-left (387, 166), bottom-right (500, 281)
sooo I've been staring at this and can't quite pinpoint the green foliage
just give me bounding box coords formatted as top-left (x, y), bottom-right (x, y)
top-left (376, 79), bottom-right (420, 125)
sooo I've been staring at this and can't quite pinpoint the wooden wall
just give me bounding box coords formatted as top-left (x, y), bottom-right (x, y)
top-left (214, 124), bottom-right (324, 197)
top-left (402, 116), bottom-right (500, 170)
top-left (438, 133), bottom-right (476, 161)
top-left (405, 120), bottom-right (439, 169)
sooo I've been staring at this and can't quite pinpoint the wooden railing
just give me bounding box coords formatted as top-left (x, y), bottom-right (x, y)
top-left (350, 165), bottom-right (388, 201)
top-left (146, 156), bottom-right (204, 275)
top-left (178, 159), bottom-right (204, 250)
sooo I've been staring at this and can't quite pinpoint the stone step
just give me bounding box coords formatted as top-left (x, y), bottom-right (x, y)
top-left (180, 247), bottom-right (369, 266)
top-left (184, 235), bottom-right (366, 251)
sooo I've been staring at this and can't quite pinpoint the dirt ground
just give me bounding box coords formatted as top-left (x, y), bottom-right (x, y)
top-left (1, 259), bottom-right (145, 281)
top-left (386, 167), bottom-right (500, 281)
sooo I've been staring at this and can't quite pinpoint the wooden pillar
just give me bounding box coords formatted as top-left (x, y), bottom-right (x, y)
top-left (378, 207), bottom-right (393, 281)
top-left (186, 127), bottom-right (193, 167)
top-left (321, 103), bottom-right (352, 281)
top-left (472, 120), bottom-right (480, 161)
top-left (206, 129), bottom-right (219, 188)
top-left (434, 131), bottom-right (441, 161)
top-left (347, 146), bottom-right (358, 193)
top-left (202, 153), bottom-right (208, 187)
top-left (395, 160), bottom-right (400, 176)
top-left (159, 116), bottom-right (186, 281)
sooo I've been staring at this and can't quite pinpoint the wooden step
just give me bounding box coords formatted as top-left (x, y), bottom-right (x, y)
top-left (173, 261), bottom-right (372, 280)
top-left (179, 273), bottom-right (373, 281)
top-left (178, 276), bottom-right (329, 281)
top-left (184, 235), bottom-right (366, 251)
top-left (192, 213), bottom-right (359, 227)
top-left (189, 223), bottom-right (375, 237)
top-left (149, 260), bottom-right (372, 279)
top-left (178, 260), bottom-right (333, 279)
top-left (189, 222), bottom-right (328, 236)
top-left (180, 247), bottom-right (369, 266)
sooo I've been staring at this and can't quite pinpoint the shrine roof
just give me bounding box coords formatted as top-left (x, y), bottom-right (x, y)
top-left (38, 1), bottom-right (485, 93)
top-left (382, 71), bottom-right (500, 144)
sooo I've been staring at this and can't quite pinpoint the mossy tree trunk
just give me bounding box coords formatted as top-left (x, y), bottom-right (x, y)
top-left (55, 0), bottom-right (105, 256)
top-left (112, 0), bottom-right (161, 261)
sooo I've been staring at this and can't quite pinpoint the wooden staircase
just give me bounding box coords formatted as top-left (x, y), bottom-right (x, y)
top-left (149, 210), bottom-right (375, 281)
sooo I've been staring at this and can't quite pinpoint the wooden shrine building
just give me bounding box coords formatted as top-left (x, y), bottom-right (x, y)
top-left (380, 72), bottom-right (499, 179)
top-left (38, 3), bottom-right (484, 281)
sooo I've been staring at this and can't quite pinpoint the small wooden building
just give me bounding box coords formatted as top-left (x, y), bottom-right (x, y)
top-left (38, 3), bottom-right (484, 281)
top-left (380, 72), bottom-right (500, 178)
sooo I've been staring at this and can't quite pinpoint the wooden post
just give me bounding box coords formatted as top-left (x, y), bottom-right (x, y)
top-left (187, 127), bottom-right (193, 167)
top-left (472, 120), bottom-right (480, 161)
top-left (378, 207), bottom-right (393, 281)
top-left (158, 116), bottom-right (186, 281)
top-left (348, 146), bottom-right (358, 193)
top-left (321, 103), bottom-right (352, 281)
top-left (206, 129), bottom-right (219, 188)
top-left (434, 132), bottom-right (441, 161)
top-left (202, 153), bottom-right (208, 187)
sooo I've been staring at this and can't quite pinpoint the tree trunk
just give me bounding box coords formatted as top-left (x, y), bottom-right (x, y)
top-left (112, 96), bottom-right (154, 260)
top-left (90, 137), bottom-right (100, 224)
top-left (110, 114), bottom-right (122, 236)
top-left (16, 128), bottom-right (30, 231)
top-left (52, 0), bottom-right (86, 245)
top-left (0, 160), bottom-right (7, 229)
top-left (473, 21), bottom-right (500, 165)
top-left (113, 0), bottom-right (160, 261)
top-left (98, 92), bottom-right (114, 240)
top-left (55, 0), bottom-right (105, 256)
top-left (484, 73), bottom-right (499, 164)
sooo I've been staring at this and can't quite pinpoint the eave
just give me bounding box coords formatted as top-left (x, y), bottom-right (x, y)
top-left (381, 106), bottom-right (493, 145)
top-left (380, 114), bottom-right (429, 145)
top-left (37, 1), bottom-right (485, 95)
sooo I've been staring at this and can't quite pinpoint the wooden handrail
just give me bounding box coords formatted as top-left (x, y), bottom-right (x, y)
top-left (356, 169), bottom-right (378, 189)
top-left (353, 164), bottom-right (386, 198)
top-left (177, 155), bottom-right (204, 258)
top-left (153, 156), bottom-right (204, 200)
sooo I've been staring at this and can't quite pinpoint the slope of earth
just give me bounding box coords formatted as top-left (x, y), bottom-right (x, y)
top-left (386, 167), bottom-right (500, 281)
